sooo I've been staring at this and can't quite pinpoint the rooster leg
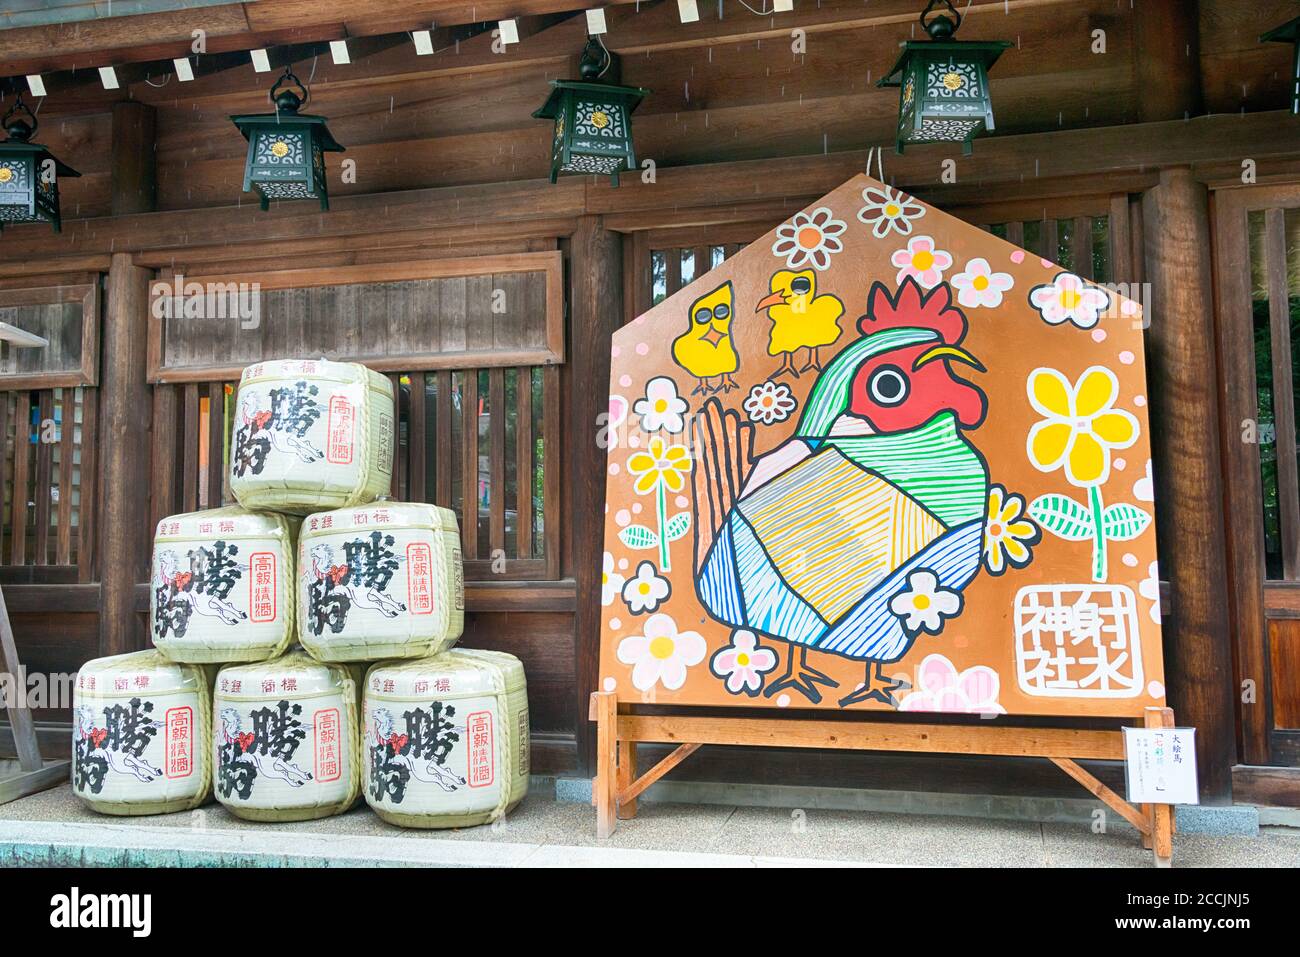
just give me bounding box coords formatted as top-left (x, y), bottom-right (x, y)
top-left (798, 347), bottom-right (823, 373)
top-left (721, 373), bottom-right (740, 393)
top-left (764, 646), bottom-right (838, 704)
top-left (837, 661), bottom-right (910, 709)
top-left (690, 376), bottom-right (710, 396)
top-left (768, 354), bottom-right (799, 381)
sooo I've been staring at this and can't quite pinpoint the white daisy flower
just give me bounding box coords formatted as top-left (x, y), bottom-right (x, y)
top-left (889, 569), bottom-right (961, 635)
top-left (621, 560), bottom-right (671, 614)
top-left (771, 206), bottom-right (847, 272)
top-left (633, 376), bottom-right (689, 434)
top-left (857, 185), bottom-right (925, 239)
top-left (617, 613), bottom-right (707, 692)
top-left (1029, 272), bottom-right (1111, 329)
top-left (742, 380), bottom-right (797, 425)
top-left (601, 551), bottom-right (624, 607)
top-left (951, 257), bottom-right (1015, 309)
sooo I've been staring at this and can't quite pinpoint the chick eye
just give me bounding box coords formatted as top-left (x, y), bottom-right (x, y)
top-left (869, 365), bottom-right (909, 406)
top-left (791, 277), bottom-right (812, 295)
top-left (693, 307), bottom-right (713, 324)
top-left (712, 303), bottom-right (730, 320)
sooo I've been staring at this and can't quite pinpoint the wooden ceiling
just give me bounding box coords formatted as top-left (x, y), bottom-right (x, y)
top-left (3, 0), bottom-right (1297, 221)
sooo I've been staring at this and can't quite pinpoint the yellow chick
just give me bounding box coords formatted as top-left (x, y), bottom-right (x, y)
top-left (754, 269), bottom-right (844, 379)
top-left (672, 280), bottom-right (740, 394)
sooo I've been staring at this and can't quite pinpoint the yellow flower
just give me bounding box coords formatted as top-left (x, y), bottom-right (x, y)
top-left (626, 437), bottom-right (691, 495)
top-left (1026, 366), bottom-right (1138, 487)
top-left (983, 484), bottom-right (1040, 575)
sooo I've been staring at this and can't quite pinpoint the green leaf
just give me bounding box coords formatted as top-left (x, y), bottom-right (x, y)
top-left (1029, 494), bottom-right (1095, 541)
top-left (664, 511), bottom-right (691, 542)
top-left (618, 525), bottom-right (659, 550)
top-left (1102, 503), bottom-right (1151, 541)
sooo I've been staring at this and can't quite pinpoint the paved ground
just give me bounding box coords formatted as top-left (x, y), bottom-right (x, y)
top-left (2, 784), bottom-right (1297, 867)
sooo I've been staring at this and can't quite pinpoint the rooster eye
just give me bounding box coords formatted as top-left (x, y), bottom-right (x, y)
top-left (869, 365), bottom-right (909, 406)
top-left (712, 303), bottom-right (730, 320)
top-left (791, 277), bottom-right (812, 295)
top-left (694, 307), bottom-right (713, 323)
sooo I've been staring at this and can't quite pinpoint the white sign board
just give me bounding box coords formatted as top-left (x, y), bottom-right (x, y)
top-left (1123, 726), bottom-right (1199, 805)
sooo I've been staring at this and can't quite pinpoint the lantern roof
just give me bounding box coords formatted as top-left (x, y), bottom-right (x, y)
top-left (229, 111), bottom-right (345, 153)
top-left (531, 79), bottom-right (651, 121)
top-left (878, 38), bottom-right (1014, 89)
top-left (1262, 16), bottom-right (1300, 44)
top-left (0, 138), bottom-right (81, 178)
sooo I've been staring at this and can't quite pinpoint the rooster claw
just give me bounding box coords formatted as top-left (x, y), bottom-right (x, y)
top-left (838, 663), bottom-right (909, 709)
top-left (764, 649), bottom-right (838, 704)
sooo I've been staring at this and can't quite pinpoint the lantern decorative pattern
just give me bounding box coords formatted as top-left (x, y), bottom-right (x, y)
top-left (878, 0), bottom-right (1011, 154)
top-left (230, 67), bottom-right (344, 210)
top-left (0, 96), bottom-right (80, 232)
top-left (1262, 16), bottom-right (1300, 115)
top-left (533, 36), bottom-right (649, 186)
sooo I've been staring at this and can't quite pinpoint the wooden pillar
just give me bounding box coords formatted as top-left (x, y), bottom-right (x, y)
top-left (569, 216), bottom-right (623, 775)
top-left (1141, 168), bottom-right (1235, 802)
top-left (110, 102), bottom-right (157, 216)
top-left (98, 253), bottom-right (152, 657)
top-left (1132, 0), bottom-right (1203, 122)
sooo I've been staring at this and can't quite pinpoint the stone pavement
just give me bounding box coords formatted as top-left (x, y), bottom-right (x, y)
top-left (1, 782), bottom-right (1297, 867)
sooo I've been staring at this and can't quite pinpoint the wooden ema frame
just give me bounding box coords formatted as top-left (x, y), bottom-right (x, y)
top-left (590, 692), bottom-right (1178, 866)
top-left (0, 584), bottom-right (71, 804)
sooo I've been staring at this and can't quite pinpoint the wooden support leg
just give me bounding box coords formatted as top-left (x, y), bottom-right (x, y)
top-left (1145, 706), bottom-right (1175, 867)
top-left (591, 691), bottom-right (619, 839)
top-left (617, 740), bottom-right (638, 820)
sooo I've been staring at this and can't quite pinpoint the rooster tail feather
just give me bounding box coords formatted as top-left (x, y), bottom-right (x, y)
top-left (689, 396), bottom-right (753, 573)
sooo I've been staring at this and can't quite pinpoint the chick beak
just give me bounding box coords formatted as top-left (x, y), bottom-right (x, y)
top-left (755, 291), bottom-right (787, 311)
top-left (913, 344), bottom-right (987, 373)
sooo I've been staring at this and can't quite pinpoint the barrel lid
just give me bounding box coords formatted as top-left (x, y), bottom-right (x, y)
top-left (302, 500), bottom-right (441, 537)
top-left (366, 649), bottom-right (525, 699)
top-left (77, 649), bottom-right (203, 697)
top-left (216, 648), bottom-right (347, 698)
top-left (237, 357), bottom-right (367, 386)
top-left (155, 505), bottom-right (293, 541)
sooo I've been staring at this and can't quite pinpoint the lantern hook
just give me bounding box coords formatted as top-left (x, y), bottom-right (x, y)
top-left (270, 65), bottom-right (311, 113)
top-left (920, 0), bottom-right (962, 40)
top-left (580, 33), bottom-right (613, 81)
top-left (1, 94), bottom-right (37, 142)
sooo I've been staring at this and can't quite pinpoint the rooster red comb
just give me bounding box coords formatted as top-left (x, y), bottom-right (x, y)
top-left (856, 277), bottom-right (968, 345)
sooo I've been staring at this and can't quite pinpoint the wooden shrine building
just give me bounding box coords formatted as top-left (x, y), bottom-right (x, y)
top-left (0, 0), bottom-right (1298, 810)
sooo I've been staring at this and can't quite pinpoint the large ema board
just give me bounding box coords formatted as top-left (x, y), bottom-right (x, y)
top-left (598, 174), bottom-right (1164, 717)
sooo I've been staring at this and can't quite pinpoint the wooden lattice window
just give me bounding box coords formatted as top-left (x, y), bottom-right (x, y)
top-left (0, 386), bottom-right (97, 582)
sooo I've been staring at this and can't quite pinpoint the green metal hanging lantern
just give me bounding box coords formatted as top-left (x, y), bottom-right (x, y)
top-left (1262, 16), bottom-right (1300, 115)
top-left (231, 66), bottom-right (344, 210)
top-left (532, 36), bottom-right (650, 187)
top-left (0, 96), bottom-right (80, 233)
top-left (878, 0), bottom-right (1012, 155)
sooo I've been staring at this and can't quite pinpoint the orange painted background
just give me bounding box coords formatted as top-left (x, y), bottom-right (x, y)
top-left (598, 174), bottom-right (1164, 718)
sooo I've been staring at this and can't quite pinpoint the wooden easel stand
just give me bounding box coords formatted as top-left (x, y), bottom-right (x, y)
top-left (591, 692), bottom-right (1177, 866)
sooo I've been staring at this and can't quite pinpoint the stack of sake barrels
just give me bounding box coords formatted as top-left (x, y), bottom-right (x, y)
top-left (72, 358), bottom-right (529, 829)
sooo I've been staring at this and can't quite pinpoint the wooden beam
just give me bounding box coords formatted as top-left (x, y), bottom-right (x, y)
top-left (617, 714), bottom-right (1130, 760)
top-left (570, 216), bottom-right (622, 776)
top-left (97, 253), bottom-right (153, 658)
top-left (1142, 168), bottom-right (1235, 802)
top-left (1132, 0), bottom-right (1202, 122)
top-left (110, 101), bottom-right (157, 217)
top-left (1050, 757), bottom-right (1150, 835)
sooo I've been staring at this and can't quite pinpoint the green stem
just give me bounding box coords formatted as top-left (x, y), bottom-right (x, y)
top-left (1088, 484), bottom-right (1106, 582)
top-left (657, 481), bottom-right (670, 572)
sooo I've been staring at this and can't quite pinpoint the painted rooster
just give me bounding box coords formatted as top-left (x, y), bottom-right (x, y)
top-left (691, 277), bottom-right (990, 707)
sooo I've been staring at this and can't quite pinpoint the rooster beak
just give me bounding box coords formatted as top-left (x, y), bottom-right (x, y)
top-left (913, 344), bottom-right (986, 373)
top-left (755, 291), bottom-right (787, 311)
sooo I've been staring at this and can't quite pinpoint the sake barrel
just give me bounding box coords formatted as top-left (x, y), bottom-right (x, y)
top-left (212, 649), bottom-right (360, 822)
top-left (229, 358), bottom-right (394, 515)
top-left (298, 501), bottom-right (456, 662)
top-left (72, 650), bottom-right (211, 816)
top-left (363, 648), bottom-right (529, 829)
top-left (434, 505), bottom-right (465, 644)
top-left (151, 506), bottom-right (296, 664)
